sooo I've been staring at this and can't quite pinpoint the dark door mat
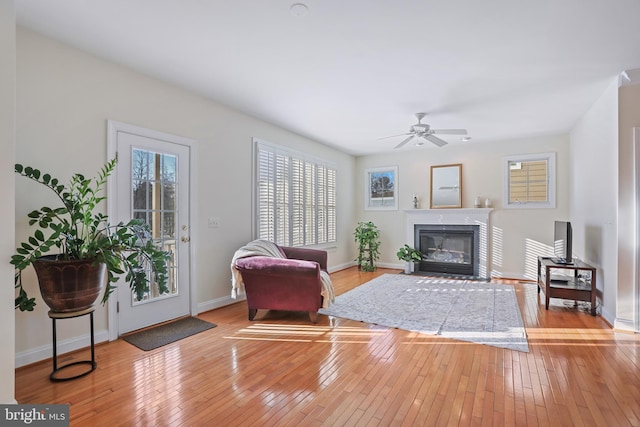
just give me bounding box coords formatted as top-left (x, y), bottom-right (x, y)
top-left (122, 317), bottom-right (216, 351)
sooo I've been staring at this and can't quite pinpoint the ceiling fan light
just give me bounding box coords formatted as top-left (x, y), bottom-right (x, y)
top-left (415, 141), bottom-right (425, 146)
top-left (290, 3), bottom-right (309, 16)
top-left (461, 136), bottom-right (472, 142)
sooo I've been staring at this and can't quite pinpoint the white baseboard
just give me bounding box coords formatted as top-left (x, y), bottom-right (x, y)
top-left (197, 294), bottom-right (245, 314)
top-left (376, 262), bottom-right (403, 270)
top-left (614, 316), bottom-right (635, 332)
top-left (328, 261), bottom-right (357, 273)
top-left (15, 329), bottom-right (109, 368)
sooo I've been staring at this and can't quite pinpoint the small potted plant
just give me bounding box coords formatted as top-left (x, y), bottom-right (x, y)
top-left (396, 244), bottom-right (421, 274)
top-left (12, 159), bottom-right (170, 313)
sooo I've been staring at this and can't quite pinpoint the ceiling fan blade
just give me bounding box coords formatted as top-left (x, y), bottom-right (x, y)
top-left (377, 132), bottom-right (411, 140)
top-left (425, 134), bottom-right (448, 147)
top-left (431, 129), bottom-right (468, 135)
top-left (394, 135), bottom-right (414, 149)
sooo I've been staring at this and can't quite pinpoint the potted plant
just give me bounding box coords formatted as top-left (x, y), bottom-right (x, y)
top-left (354, 221), bottom-right (380, 272)
top-left (396, 244), bottom-right (421, 274)
top-left (12, 159), bottom-right (170, 313)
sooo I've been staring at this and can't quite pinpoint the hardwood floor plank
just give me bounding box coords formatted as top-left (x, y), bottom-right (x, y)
top-left (14, 267), bottom-right (640, 426)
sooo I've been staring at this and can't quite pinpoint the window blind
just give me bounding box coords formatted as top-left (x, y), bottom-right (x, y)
top-left (255, 139), bottom-right (337, 247)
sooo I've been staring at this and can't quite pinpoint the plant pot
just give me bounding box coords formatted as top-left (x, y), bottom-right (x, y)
top-left (404, 262), bottom-right (412, 274)
top-left (32, 256), bottom-right (106, 313)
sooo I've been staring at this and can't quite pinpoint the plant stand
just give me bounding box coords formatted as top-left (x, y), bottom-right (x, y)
top-left (49, 307), bottom-right (96, 382)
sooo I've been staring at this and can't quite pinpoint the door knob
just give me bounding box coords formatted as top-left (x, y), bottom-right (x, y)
top-left (181, 236), bottom-right (190, 243)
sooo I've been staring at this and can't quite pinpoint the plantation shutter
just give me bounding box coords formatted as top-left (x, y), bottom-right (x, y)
top-left (508, 159), bottom-right (549, 204)
top-left (255, 139), bottom-right (337, 247)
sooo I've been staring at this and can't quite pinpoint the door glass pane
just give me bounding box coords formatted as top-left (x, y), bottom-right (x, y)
top-left (132, 180), bottom-right (147, 210)
top-left (131, 148), bottom-right (179, 304)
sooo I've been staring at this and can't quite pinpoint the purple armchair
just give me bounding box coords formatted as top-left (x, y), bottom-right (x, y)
top-left (234, 245), bottom-right (328, 323)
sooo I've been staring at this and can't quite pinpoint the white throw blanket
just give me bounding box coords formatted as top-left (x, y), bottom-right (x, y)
top-left (230, 239), bottom-right (334, 308)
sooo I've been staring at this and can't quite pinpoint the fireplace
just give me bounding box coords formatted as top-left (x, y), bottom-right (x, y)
top-left (405, 209), bottom-right (492, 279)
top-left (415, 224), bottom-right (480, 276)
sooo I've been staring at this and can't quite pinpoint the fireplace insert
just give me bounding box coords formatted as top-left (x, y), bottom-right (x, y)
top-left (414, 224), bottom-right (480, 276)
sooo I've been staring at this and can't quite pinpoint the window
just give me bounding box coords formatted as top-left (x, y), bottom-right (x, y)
top-left (254, 139), bottom-right (337, 247)
top-left (503, 152), bottom-right (556, 208)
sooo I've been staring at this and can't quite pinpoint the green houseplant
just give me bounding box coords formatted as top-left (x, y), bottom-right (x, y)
top-left (396, 244), bottom-right (421, 274)
top-left (12, 159), bottom-right (170, 312)
top-left (354, 221), bottom-right (380, 272)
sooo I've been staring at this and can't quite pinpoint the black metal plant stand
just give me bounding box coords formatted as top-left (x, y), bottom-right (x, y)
top-left (48, 307), bottom-right (97, 382)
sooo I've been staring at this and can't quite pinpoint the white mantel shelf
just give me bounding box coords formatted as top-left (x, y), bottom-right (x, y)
top-left (404, 208), bottom-right (493, 215)
top-left (405, 208), bottom-right (493, 279)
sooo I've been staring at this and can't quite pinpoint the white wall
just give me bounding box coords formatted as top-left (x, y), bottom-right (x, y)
top-left (356, 135), bottom-right (571, 279)
top-left (15, 27), bottom-right (356, 365)
top-left (617, 80), bottom-right (640, 331)
top-left (569, 77), bottom-right (618, 325)
top-left (0, 0), bottom-right (16, 404)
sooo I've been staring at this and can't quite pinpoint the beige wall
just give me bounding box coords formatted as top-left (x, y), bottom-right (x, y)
top-left (14, 23), bottom-right (636, 368)
top-left (1, 0), bottom-right (16, 404)
top-left (15, 28), bottom-right (356, 365)
top-left (569, 77), bottom-right (619, 325)
top-left (617, 81), bottom-right (640, 331)
top-left (355, 134), bottom-right (571, 279)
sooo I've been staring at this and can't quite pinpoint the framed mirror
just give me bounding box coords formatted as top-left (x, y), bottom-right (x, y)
top-left (430, 164), bottom-right (462, 208)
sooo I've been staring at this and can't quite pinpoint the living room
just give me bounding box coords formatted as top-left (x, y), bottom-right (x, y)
top-left (2, 1), bottom-right (640, 416)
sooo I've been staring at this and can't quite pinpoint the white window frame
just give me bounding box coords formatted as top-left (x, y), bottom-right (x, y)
top-left (253, 138), bottom-right (337, 247)
top-left (503, 152), bottom-right (556, 209)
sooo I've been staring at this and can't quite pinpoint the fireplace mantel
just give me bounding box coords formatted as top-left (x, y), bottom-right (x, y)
top-left (405, 208), bottom-right (493, 278)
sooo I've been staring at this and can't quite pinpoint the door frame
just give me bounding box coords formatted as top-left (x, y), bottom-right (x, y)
top-left (635, 127), bottom-right (640, 333)
top-left (106, 120), bottom-right (198, 341)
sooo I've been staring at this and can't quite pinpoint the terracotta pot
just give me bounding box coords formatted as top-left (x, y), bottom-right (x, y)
top-left (32, 256), bottom-right (106, 313)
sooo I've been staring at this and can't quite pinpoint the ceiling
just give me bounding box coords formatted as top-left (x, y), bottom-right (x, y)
top-left (15, 0), bottom-right (640, 155)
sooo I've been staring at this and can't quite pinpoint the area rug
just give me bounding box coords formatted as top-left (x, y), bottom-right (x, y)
top-left (319, 274), bottom-right (529, 352)
top-left (123, 317), bottom-right (216, 351)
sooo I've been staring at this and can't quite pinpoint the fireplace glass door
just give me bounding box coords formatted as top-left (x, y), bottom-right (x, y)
top-left (416, 225), bottom-right (480, 276)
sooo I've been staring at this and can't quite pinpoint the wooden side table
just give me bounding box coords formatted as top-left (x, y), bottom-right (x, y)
top-left (48, 306), bottom-right (97, 381)
top-left (537, 257), bottom-right (597, 316)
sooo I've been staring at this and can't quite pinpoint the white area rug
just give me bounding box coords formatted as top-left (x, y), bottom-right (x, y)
top-left (319, 274), bottom-right (529, 352)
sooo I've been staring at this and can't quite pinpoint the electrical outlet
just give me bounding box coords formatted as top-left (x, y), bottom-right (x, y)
top-left (208, 217), bottom-right (221, 228)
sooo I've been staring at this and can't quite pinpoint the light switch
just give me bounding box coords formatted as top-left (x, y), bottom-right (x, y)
top-left (208, 217), bottom-right (221, 228)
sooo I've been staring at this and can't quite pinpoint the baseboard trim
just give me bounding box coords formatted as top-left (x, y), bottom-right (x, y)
top-left (15, 329), bottom-right (109, 368)
top-left (614, 316), bottom-right (635, 332)
top-left (376, 262), bottom-right (403, 270)
top-left (328, 261), bottom-right (356, 273)
top-left (198, 294), bottom-right (245, 314)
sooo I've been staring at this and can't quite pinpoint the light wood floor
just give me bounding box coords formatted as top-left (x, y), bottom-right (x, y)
top-left (15, 267), bottom-right (640, 426)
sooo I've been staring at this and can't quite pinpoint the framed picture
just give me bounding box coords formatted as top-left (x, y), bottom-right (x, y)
top-left (365, 166), bottom-right (398, 210)
top-left (430, 163), bottom-right (462, 208)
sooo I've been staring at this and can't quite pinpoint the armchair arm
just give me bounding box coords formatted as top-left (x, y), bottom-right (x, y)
top-left (280, 246), bottom-right (327, 271)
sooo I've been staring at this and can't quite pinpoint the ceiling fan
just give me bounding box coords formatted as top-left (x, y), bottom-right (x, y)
top-left (379, 113), bottom-right (468, 149)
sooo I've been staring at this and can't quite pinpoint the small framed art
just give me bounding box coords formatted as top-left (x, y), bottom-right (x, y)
top-left (365, 166), bottom-right (398, 210)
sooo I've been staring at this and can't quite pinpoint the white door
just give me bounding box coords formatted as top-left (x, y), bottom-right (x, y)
top-left (108, 122), bottom-right (194, 335)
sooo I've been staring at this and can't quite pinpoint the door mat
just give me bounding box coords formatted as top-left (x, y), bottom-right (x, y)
top-left (123, 317), bottom-right (216, 351)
